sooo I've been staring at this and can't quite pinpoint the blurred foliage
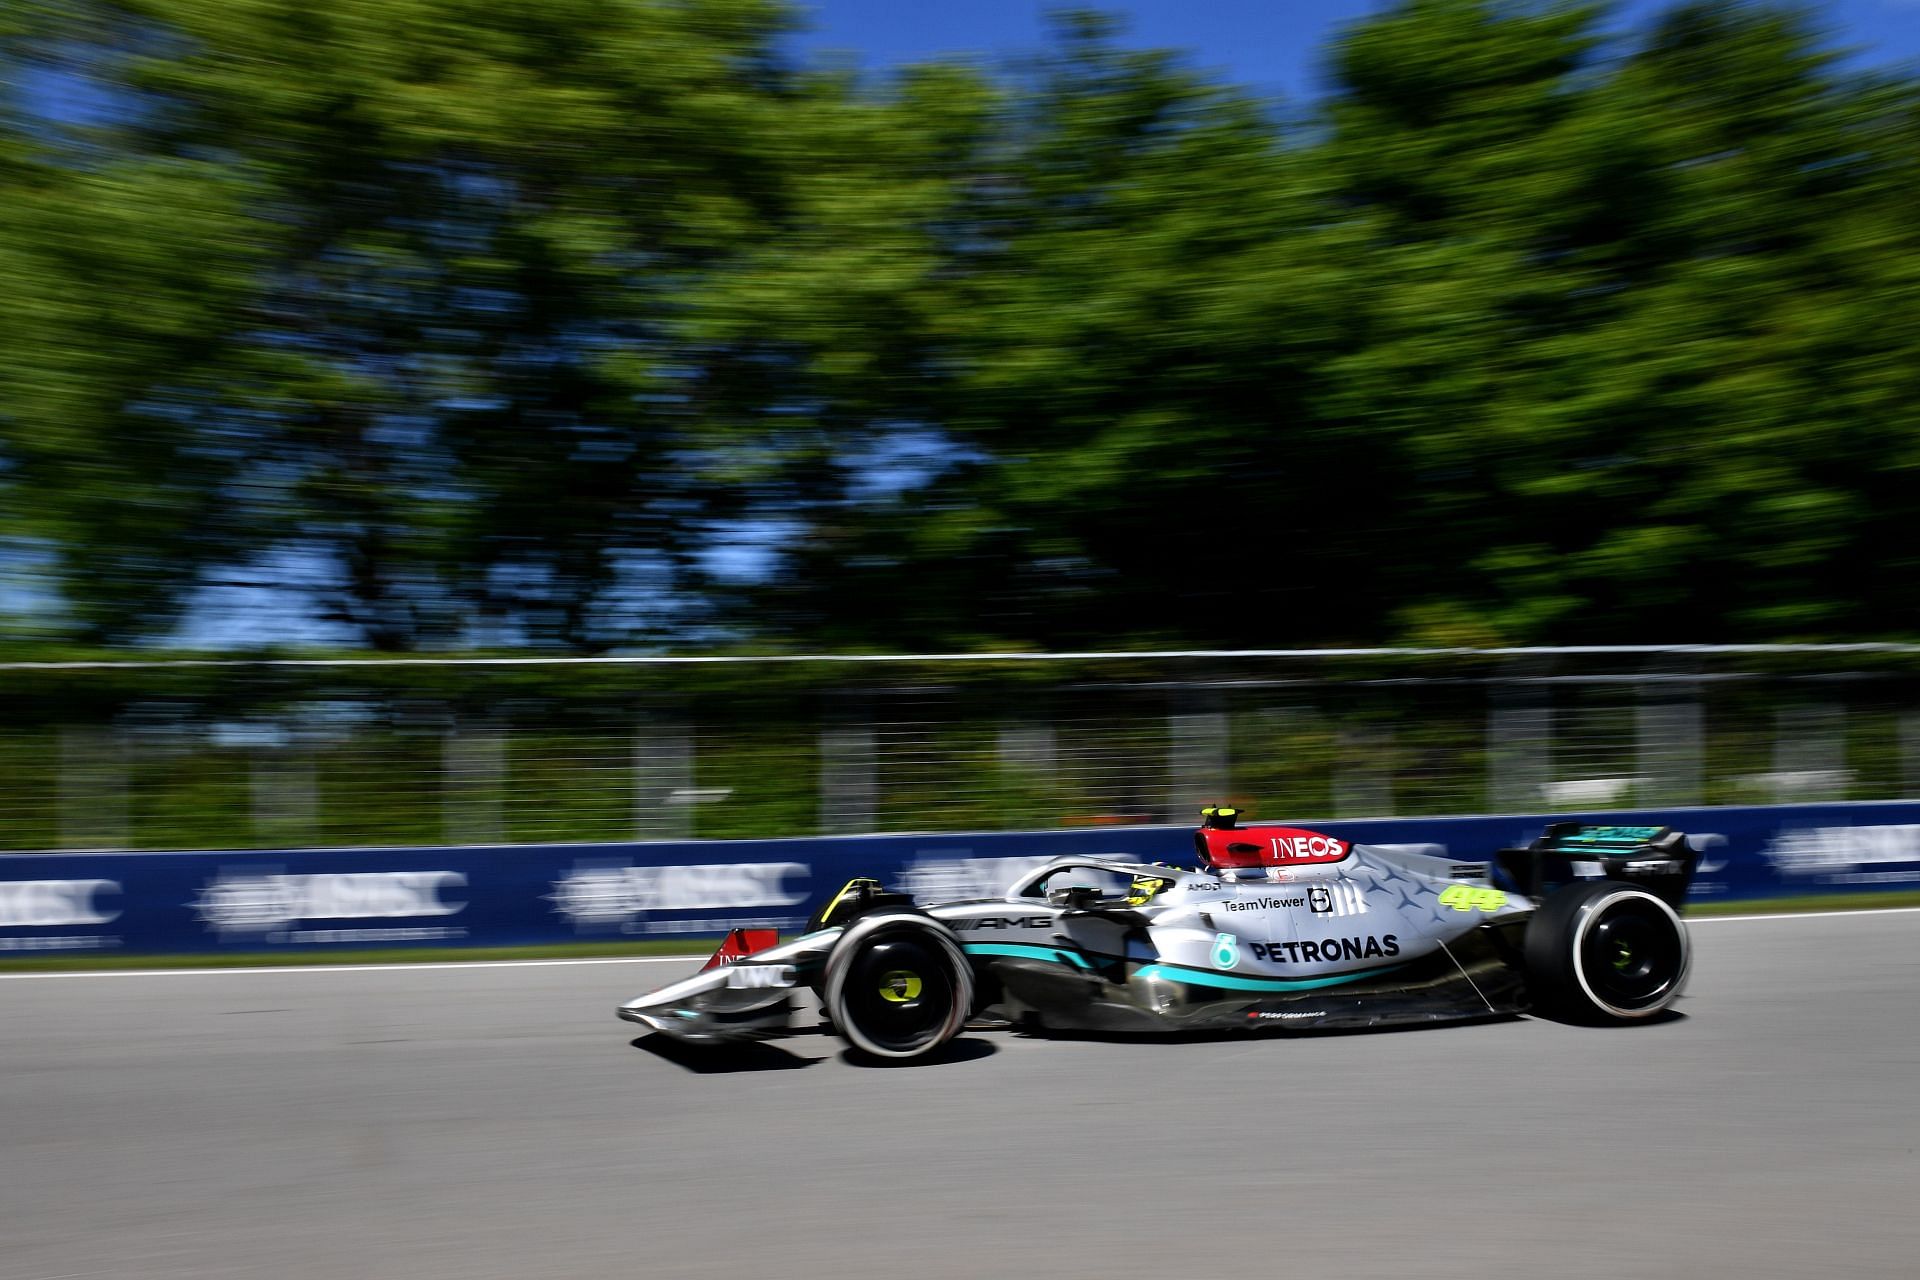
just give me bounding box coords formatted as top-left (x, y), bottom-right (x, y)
top-left (728, 1), bottom-right (1920, 650)
top-left (2, 0), bottom-right (801, 648)
top-left (1, 0), bottom-right (1919, 654)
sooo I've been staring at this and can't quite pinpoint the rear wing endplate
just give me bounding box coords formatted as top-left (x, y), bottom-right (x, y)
top-left (1495, 822), bottom-right (1698, 910)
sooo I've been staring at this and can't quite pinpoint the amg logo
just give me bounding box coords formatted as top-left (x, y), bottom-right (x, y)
top-left (952, 915), bottom-right (1051, 931)
top-left (1250, 935), bottom-right (1399, 964)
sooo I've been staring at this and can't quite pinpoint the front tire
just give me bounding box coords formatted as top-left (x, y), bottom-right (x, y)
top-left (822, 913), bottom-right (974, 1061)
top-left (1524, 881), bottom-right (1690, 1023)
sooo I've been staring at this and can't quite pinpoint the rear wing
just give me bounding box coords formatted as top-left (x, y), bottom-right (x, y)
top-left (1494, 823), bottom-right (1698, 910)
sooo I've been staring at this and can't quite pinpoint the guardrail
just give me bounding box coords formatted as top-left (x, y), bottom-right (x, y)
top-left (2, 800), bottom-right (1916, 956)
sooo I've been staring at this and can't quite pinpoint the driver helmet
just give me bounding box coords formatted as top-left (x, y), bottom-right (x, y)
top-left (1125, 872), bottom-right (1173, 905)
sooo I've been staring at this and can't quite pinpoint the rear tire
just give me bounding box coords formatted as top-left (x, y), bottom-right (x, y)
top-left (823, 913), bottom-right (973, 1061)
top-left (1524, 881), bottom-right (1690, 1023)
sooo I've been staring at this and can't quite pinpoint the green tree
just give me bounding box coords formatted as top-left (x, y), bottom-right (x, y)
top-left (729, 15), bottom-right (1369, 648)
top-left (1546, 2), bottom-right (1920, 640)
top-left (5, 0), bottom-right (1919, 654)
top-left (1306, 0), bottom-right (1920, 644)
top-left (0, 5), bottom-right (271, 641)
top-left (3, 0), bottom-right (806, 648)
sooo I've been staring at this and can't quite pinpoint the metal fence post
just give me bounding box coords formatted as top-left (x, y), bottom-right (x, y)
top-left (1334, 724), bottom-right (1393, 818)
top-left (1637, 681), bottom-right (1703, 808)
top-left (443, 722), bottom-right (505, 845)
top-left (251, 732), bottom-right (318, 846)
top-left (1489, 668), bottom-right (1552, 811)
top-left (819, 695), bottom-right (876, 835)
top-left (997, 722), bottom-right (1058, 772)
top-left (1902, 712), bottom-right (1920, 798)
top-left (58, 724), bottom-right (128, 851)
top-left (1772, 702), bottom-right (1849, 802)
top-left (1167, 694), bottom-right (1229, 822)
top-left (998, 721), bottom-right (1058, 823)
top-left (632, 714), bottom-right (694, 841)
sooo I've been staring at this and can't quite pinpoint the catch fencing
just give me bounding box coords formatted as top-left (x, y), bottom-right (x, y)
top-left (3, 646), bottom-right (1919, 853)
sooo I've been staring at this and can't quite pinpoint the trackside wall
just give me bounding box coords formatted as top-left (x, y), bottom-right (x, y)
top-left (3, 801), bottom-right (1918, 956)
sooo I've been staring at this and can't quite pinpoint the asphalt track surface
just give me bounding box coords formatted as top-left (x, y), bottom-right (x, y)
top-left (4, 912), bottom-right (1919, 1280)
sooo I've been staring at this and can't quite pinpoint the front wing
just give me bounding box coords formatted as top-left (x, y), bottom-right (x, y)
top-left (618, 931), bottom-right (837, 1043)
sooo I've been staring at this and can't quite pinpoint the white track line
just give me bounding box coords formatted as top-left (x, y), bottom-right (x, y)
top-left (1689, 905), bottom-right (1920, 924)
top-left (0, 954), bottom-right (702, 980)
top-left (1, 904), bottom-right (1915, 980)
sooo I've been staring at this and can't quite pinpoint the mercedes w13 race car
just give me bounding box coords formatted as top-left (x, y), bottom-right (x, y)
top-left (617, 810), bottom-right (1700, 1061)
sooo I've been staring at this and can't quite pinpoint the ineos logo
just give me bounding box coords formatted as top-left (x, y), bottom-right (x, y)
top-left (1272, 835), bottom-right (1347, 860)
top-left (0, 880), bottom-right (121, 928)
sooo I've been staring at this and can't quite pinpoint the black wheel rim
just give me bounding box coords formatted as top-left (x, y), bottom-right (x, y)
top-left (1582, 897), bottom-right (1682, 1011)
top-left (839, 933), bottom-right (956, 1053)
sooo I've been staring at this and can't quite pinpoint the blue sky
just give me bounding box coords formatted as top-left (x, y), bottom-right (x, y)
top-left (791, 2), bottom-right (1920, 100)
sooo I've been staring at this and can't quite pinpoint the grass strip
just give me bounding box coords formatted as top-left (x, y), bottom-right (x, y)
top-left (1685, 889), bottom-right (1920, 916)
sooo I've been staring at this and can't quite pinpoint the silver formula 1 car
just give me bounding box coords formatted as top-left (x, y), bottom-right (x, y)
top-left (617, 810), bottom-right (1699, 1061)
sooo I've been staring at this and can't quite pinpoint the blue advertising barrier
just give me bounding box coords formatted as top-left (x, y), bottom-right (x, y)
top-left (4, 800), bottom-right (1919, 956)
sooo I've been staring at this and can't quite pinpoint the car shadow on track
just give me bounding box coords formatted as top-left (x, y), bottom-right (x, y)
top-left (629, 1031), bottom-right (1002, 1072)
top-left (1006, 1013), bottom-right (1513, 1047)
top-left (1535, 1007), bottom-right (1689, 1030)
top-left (630, 1035), bottom-right (827, 1073)
top-left (1013, 1007), bottom-right (1686, 1047)
top-left (838, 1037), bottom-right (1000, 1069)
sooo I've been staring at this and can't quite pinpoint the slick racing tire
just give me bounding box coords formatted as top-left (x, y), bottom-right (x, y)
top-left (822, 913), bottom-right (974, 1061)
top-left (1524, 881), bottom-right (1690, 1023)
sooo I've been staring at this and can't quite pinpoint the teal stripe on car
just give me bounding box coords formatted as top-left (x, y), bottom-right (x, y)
top-left (1132, 962), bottom-right (1403, 992)
top-left (962, 942), bottom-right (1093, 969)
